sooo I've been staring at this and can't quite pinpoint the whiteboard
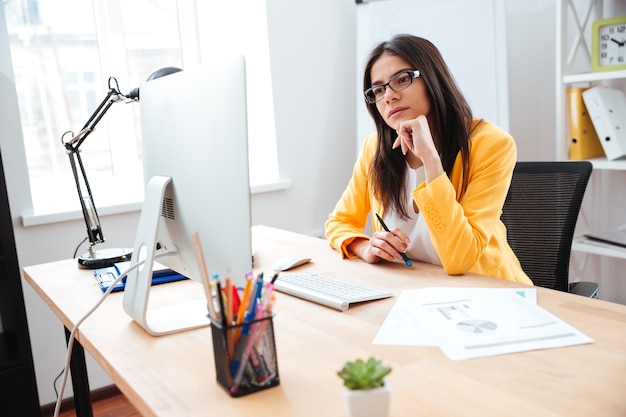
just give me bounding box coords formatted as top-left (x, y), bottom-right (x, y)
top-left (356, 0), bottom-right (509, 151)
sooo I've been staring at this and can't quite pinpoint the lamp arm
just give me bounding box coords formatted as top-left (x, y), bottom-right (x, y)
top-left (63, 77), bottom-right (126, 151)
top-left (61, 77), bottom-right (126, 255)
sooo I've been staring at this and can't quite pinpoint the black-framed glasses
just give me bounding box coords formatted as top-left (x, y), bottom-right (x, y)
top-left (364, 70), bottom-right (421, 104)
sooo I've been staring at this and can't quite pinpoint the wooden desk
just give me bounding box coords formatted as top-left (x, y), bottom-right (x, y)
top-left (24, 226), bottom-right (626, 417)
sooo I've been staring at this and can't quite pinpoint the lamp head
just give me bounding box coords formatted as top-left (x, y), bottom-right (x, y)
top-left (146, 66), bottom-right (183, 81)
top-left (127, 66), bottom-right (183, 101)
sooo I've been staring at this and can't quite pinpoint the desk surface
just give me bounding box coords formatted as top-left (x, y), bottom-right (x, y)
top-left (24, 226), bottom-right (626, 417)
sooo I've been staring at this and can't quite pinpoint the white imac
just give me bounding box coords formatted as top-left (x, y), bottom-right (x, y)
top-left (123, 56), bottom-right (253, 336)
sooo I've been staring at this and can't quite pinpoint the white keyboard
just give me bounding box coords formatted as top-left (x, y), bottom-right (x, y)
top-left (272, 272), bottom-right (393, 312)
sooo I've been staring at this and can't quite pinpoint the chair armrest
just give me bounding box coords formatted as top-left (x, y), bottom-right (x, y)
top-left (569, 281), bottom-right (599, 298)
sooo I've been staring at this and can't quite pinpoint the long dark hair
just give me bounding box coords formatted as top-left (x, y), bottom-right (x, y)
top-left (363, 34), bottom-right (473, 218)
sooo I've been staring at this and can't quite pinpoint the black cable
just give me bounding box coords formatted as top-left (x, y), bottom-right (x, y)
top-left (73, 236), bottom-right (88, 259)
top-left (52, 366), bottom-right (65, 403)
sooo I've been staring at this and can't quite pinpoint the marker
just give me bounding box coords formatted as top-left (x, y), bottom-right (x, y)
top-left (254, 282), bottom-right (276, 345)
top-left (230, 278), bottom-right (263, 378)
top-left (230, 315), bottom-right (262, 394)
top-left (249, 345), bottom-right (271, 385)
top-left (225, 276), bottom-right (234, 359)
top-left (375, 213), bottom-right (412, 267)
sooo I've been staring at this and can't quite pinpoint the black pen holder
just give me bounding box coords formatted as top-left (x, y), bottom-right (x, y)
top-left (210, 314), bottom-right (280, 397)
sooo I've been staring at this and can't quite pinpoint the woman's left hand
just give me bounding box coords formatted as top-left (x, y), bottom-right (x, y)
top-left (393, 115), bottom-right (436, 159)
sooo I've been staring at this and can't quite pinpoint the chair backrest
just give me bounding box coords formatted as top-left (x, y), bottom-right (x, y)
top-left (501, 161), bottom-right (592, 292)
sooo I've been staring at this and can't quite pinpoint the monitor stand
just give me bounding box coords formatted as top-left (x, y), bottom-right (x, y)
top-left (122, 176), bottom-right (211, 336)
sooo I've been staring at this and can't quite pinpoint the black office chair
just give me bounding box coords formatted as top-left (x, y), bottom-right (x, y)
top-left (501, 161), bottom-right (599, 298)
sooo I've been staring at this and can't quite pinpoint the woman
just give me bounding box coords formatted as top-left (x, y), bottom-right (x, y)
top-left (325, 34), bottom-right (532, 285)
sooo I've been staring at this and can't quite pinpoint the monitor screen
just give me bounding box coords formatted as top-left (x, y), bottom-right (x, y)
top-left (123, 56), bottom-right (253, 335)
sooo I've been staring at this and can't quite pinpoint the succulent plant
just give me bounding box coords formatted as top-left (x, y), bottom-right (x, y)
top-left (337, 357), bottom-right (392, 390)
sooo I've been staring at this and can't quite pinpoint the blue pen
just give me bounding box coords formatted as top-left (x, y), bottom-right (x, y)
top-left (244, 277), bottom-right (263, 330)
top-left (375, 213), bottom-right (412, 267)
top-left (230, 278), bottom-right (263, 377)
top-left (230, 315), bottom-right (263, 394)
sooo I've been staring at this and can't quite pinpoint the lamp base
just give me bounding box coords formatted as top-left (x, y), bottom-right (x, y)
top-left (78, 247), bottom-right (133, 269)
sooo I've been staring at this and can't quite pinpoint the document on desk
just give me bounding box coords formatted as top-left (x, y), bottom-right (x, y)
top-left (373, 288), bottom-right (593, 360)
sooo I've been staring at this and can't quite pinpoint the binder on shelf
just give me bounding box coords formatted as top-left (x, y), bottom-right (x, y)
top-left (567, 87), bottom-right (605, 160)
top-left (582, 86), bottom-right (626, 161)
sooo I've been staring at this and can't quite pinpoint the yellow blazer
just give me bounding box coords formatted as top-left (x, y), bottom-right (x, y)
top-left (325, 119), bottom-right (532, 285)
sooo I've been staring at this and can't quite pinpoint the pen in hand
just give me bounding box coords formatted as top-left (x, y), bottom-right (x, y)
top-left (375, 213), bottom-right (412, 267)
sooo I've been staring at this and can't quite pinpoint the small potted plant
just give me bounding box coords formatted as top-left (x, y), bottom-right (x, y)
top-left (337, 357), bottom-right (392, 417)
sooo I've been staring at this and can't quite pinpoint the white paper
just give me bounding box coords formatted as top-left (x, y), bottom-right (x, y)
top-left (373, 288), bottom-right (593, 360)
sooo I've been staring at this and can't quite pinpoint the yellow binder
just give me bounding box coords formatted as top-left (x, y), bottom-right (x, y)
top-left (567, 87), bottom-right (605, 160)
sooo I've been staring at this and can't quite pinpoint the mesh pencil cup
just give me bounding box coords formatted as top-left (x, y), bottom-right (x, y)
top-left (210, 314), bottom-right (280, 397)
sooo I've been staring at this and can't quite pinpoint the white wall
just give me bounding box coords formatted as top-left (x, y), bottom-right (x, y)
top-left (2, 0), bottom-right (609, 408)
top-left (505, 0), bottom-right (558, 161)
top-left (257, 0), bottom-right (357, 236)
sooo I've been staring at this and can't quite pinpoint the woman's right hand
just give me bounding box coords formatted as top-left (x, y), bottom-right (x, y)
top-left (348, 230), bottom-right (411, 264)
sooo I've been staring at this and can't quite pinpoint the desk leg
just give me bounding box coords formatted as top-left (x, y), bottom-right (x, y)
top-left (65, 327), bottom-right (94, 417)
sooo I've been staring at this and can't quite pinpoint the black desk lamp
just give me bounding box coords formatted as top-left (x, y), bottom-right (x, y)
top-left (61, 67), bottom-right (182, 269)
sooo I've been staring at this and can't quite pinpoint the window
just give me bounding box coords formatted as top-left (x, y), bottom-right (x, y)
top-left (5, 0), bottom-right (278, 218)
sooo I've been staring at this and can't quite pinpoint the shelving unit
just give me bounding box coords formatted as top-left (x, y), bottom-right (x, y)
top-left (563, 68), bottom-right (626, 83)
top-left (556, 0), bottom-right (626, 302)
top-left (0, 152), bottom-right (41, 415)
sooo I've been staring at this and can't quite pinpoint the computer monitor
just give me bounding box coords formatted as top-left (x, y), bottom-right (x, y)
top-left (122, 56), bottom-right (253, 336)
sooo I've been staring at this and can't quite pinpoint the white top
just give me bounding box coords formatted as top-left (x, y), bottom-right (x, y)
top-left (384, 166), bottom-right (442, 266)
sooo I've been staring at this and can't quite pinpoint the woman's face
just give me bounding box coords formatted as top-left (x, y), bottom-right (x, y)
top-left (371, 52), bottom-right (430, 132)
